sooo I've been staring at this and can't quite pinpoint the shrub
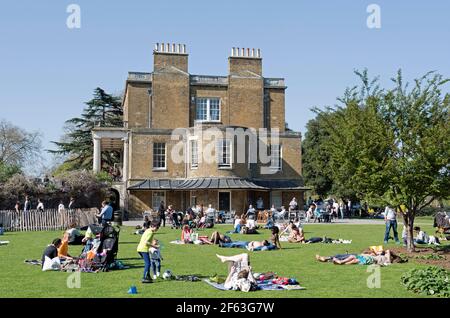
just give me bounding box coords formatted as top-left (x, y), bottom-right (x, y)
top-left (401, 266), bottom-right (450, 297)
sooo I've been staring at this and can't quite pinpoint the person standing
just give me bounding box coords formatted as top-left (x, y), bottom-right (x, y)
top-left (23, 196), bottom-right (31, 212)
top-left (58, 201), bottom-right (65, 213)
top-left (332, 200), bottom-right (339, 220)
top-left (137, 222), bottom-right (160, 283)
top-left (15, 201), bottom-right (20, 213)
top-left (158, 201), bottom-right (166, 227)
top-left (36, 199), bottom-right (45, 212)
top-left (256, 197), bottom-right (264, 211)
top-left (245, 205), bottom-right (256, 220)
top-left (339, 201), bottom-right (344, 219)
top-left (347, 200), bottom-right (352, 217)
top-left (68, 197), bottom-right (76, 211)
top-left (97, 201), bottom-right (113, 226)
top-left (289, 197), bottom-right (298, 212)
top-left (384, 205), bottom-right (400, 244)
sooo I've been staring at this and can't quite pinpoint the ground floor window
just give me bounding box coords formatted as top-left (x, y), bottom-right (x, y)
top-left (152, 191), bottom-right (165, 211)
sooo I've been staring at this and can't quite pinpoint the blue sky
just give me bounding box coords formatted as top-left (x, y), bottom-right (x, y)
top-left (1, 0), bottom-right (449, 173)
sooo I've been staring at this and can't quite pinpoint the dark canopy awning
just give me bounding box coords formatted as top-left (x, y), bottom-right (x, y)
top-left (128, 178), bottom-right (310, 191)
top-left (127, 179), bottom-right (184, 190)
top-left (252, 179), bottom-right (311, 191)
top-left (176, 178), bottom-right (267, 190)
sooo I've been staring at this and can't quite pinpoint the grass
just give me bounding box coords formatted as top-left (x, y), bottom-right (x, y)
top-left (0, 219), bottom-right (446, 298)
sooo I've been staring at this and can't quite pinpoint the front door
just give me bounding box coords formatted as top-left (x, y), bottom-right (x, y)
top-left (218, 192), bottom-right (231, 212)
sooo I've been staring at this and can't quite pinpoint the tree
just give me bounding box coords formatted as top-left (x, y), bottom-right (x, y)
top-left (0, 119), bottom-right (42, 168)
top-left (314, 70), bottom-right (450, 252)
top-left (0, 162), bottom-right (21, 183)
top-left (49, 87), bottom-right (123, 170)
top-left (302, 113), bottom-right (334, 197)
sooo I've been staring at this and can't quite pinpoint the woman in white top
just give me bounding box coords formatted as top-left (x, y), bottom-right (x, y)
top-left (289, 198), bottom-right (298, 212)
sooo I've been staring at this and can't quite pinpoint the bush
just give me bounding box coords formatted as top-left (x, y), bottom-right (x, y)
top-left (401, 266), bottom-right (450, 297)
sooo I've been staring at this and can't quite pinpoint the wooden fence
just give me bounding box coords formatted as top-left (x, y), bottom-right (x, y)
top-left (0, 208), bottom-right (99, 232)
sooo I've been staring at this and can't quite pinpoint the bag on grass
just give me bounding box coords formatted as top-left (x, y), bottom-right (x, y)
top-left (42, 256), bottom-right (61, 271)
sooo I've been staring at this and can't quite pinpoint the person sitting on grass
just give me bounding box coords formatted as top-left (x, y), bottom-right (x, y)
top-left (414, 226), bottom-right (440, 245)
top-left (270, 226), bottom-right (282, 249)
top-left (66, 222), bottom-right (84, 245)
top-left (41, 238), bottom-right (62, 268)
top-left (57, 232), bottom-right (73, 261)
top-left (181, 225), bottom-right (193, 243)
top-left (288, 225), bottom-right (305, 243)
top-left (215, 253), bottom-right (257, 292)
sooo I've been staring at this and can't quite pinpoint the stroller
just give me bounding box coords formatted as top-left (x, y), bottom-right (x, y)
top-left (90, 225), bottom-right (120, 271)
top-left (204, 212), bottom-right (215, 228)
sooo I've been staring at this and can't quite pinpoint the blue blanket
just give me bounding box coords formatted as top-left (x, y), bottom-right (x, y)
top-left (219, 241), bottom-right (278, 251)
top-left (204, 279), bottom-right (305, 291)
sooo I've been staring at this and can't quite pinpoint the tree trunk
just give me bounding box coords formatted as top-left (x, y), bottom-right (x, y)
top-left (402, 212), bottom-right (415, 252)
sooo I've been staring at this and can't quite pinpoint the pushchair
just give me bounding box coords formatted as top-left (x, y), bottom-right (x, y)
top-left (204, 212), bottom-right (215, 228)
top-left (90, 225), bottom-right (120, 271)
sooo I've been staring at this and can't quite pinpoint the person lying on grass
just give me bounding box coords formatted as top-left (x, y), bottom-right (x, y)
top-left (247, 240), bottom-right (271, 251)
top-left (215, 253), bottom-right (258, 292)
top-left (315, 249), bottom-right (403, 266)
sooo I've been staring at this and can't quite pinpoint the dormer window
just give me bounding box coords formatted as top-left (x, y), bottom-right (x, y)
top-left (196, 98), bottom-right (221, 122)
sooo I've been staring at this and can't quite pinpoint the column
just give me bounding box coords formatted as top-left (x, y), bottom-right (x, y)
top-left (93, 137), bottom-right (101, 173)
top-left (122, 135), bottom-right (129, 182)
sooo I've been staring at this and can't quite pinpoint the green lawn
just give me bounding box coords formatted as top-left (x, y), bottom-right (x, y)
top-left (0, 220), bottom-right (445, 298)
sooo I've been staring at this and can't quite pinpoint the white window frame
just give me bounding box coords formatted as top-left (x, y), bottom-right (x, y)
top-left (217, 139), bottom-right (232, 169)
top-left (152, 142), bottom-right (167, 171)
top-left (270, 143), bottom-right (282, 171)
top-left (152, 191), bottom-right (166, 211)
top-left (190, 139), bottom-right (199, 169)
top-left (195, 97), bottom-right (221, 123)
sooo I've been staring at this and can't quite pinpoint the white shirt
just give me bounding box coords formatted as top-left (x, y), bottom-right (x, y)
top-left (37, 202), bottom-right (44, 211)
top-left (246, 219), bottom-right (256, 229)
top-left (384, 207), bottom-right (396, 220)
top-left (58, 204), bottom-right (65, 212)
top-left (256, 199), bottom-right (264, 209)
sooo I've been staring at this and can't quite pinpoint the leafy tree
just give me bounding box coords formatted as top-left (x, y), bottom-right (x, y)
top-left (302, 113), bottom-right (334, 197)
top-left (0, 162), bottom-right (21, 183)
top-left (49, 87), bottom-right (123, 170)
top-left (314, 70), bottom-right (450, 252)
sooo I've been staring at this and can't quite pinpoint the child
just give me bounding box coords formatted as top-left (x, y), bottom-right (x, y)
top-left (149, 239), bottom-right (163, 279)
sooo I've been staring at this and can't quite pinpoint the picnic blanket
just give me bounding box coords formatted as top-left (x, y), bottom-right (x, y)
top-left (204, 279), bottom-right (306, 291)
top-left (0, 241), bottom-right (9, 246)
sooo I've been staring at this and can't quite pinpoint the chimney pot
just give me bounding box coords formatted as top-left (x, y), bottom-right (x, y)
top-left (166, 43), bottom-right (170, 52)
top-left (183, 44), bottom-right (186, 53)
top-left (241, 48), bottom-right (245, 57)
top-left (257, 49), bottom-right (261, 58)
top-left (155, 43), bottom-right (158, 51)
top-left (247, 48), bottom-right (250, 57)
top-left (161, 43), bottom-right (164, 52)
